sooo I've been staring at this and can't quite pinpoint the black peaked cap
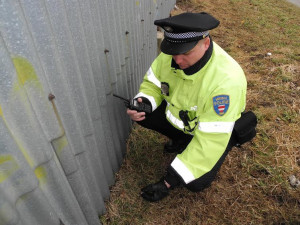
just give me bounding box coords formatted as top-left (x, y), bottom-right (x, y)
top-left (154, 12), bottom-right (220, 33)
top-left (154, 12), bottom-right (220, 55)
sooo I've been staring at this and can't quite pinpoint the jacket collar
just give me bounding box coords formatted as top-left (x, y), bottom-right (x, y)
top-left (171, 36), bottom-right (213, 75)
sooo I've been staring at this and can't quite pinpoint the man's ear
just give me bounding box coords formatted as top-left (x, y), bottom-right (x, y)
top-left (204, 37), bottom-right (210, 50)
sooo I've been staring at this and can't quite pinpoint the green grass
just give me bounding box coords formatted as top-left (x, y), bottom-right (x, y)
top-left (100, 0), bottom-right (300, 224)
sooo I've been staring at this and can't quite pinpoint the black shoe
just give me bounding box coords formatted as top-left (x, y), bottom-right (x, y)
top-left (164, 139), bottom-right (189, 154)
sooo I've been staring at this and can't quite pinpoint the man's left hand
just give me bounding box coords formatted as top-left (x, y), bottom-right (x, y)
top-left (141, 180), bottom-right (169, 202)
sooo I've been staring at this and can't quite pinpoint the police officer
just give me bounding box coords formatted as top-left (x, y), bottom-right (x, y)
top-left (127, 12), bottom-right (248, 202)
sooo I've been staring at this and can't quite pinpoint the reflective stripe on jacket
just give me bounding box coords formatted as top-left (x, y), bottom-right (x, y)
top-left (136, 42), bottom-right (247, 184)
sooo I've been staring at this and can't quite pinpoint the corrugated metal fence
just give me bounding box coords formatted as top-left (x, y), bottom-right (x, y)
top-left (0, 0), bottom-right (175, 224)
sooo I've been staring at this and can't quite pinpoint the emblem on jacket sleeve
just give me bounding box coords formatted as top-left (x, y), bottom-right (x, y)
top-left (213, 95), bottom-right (230, 116)
top-left (161, 82), bottom-right (169, 96)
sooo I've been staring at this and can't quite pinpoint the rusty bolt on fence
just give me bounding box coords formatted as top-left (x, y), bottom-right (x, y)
top-left (48, 93), bottom-right (55, 101)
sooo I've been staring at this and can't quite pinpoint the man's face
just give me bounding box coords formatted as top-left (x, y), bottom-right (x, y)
top-left (172, 37), bottom-right (210, 70)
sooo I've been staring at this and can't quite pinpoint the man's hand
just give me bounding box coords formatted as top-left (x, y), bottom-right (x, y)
top-left (141, 180), bottom-right (169, 202)
top-left (126, 98), bottom-right (146, 121)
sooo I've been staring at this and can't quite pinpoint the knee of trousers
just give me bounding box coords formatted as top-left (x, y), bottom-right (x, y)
top-left (185, 172), bottom-right (216, 192)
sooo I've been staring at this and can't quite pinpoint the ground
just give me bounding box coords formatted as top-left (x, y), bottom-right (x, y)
top-left (100, 0), bottom-right (300, 224)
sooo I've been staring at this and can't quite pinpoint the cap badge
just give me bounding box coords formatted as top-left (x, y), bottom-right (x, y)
top-left (164, 26), bottom-right (173, 32)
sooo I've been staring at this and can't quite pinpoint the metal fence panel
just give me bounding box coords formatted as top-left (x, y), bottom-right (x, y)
top-left (0, 0), bottom-right (175, 224)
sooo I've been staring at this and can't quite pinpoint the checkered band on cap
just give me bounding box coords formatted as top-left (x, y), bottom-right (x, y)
top-left (164, 31), bottom-right (209, 42)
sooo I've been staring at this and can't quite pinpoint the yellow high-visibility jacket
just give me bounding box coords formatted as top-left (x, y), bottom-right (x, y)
top-left (135, 42), bottom-right (247, 184)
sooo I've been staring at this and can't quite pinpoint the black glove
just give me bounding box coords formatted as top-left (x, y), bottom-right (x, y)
top-left (141, 179), bottom-right (169, 202)
top-left (134, 97), bottom-right (152, 113)
top-left (141, 170), bottom-right (181, 202)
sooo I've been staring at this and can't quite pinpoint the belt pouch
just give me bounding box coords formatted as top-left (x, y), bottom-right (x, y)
top-left (233, 111), bottom-right (257, 145)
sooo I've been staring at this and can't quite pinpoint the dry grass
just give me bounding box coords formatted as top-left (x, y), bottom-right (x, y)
top-left (100, 0), bottom-right (300, 224)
